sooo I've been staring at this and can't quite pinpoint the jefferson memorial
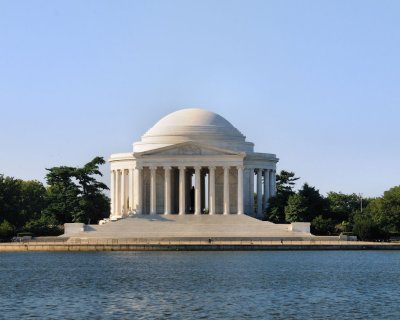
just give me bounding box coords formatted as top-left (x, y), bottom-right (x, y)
top-left (109, 108), bottom-right (278, 220)
top-left (64, 108), bottom-right (312, 240)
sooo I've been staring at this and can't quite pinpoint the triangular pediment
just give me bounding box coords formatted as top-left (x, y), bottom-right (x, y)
top-left (135, 142), bottom-right (243, 157)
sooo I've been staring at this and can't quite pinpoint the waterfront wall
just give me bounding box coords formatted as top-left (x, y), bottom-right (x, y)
top-left (1, 241), bottom-right (399, 252)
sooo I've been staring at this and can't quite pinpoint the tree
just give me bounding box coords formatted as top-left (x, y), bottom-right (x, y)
top-left (285, 193), bottom-right (307, 222)
top-left (0, 220), bottom-right (14, 240)
top-left (44, 157), bottom-right (110, 224)
top-left (311, 215), bottom-right (335, 235)
top-left (285, 183), bottom-right (327, 222)
top-left (24, 213), bottom-right (61, 236)
top-left (74, 157), bottom-right (110, 223)
top-left (326, 192), bottom-right (361, 224)
top-left (0, 175), bottom-right (22, 228)
top-left (43, 166), bottom-right (81, 223)
top-left (276, 170), bottom-right (300, 194)
top-left (352, 212), bottom-right (388, 241)
top-left (267, 193), bottom-right (290, 223)
top-left (0, 175), bottom-right (47, 231)
top-left (20, 180), bottom-right (48, 225)
top-left (267, 170), bottom-right (299, 223)
top-left (367, 186), bottom-right (400, 233)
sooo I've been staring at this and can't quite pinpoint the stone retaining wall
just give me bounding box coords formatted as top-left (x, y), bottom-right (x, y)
top-left (1, 241), bottom-right (399, 252)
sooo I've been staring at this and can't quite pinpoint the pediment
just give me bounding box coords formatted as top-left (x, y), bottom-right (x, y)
top-left (136, 142), bottom-right (243, 157)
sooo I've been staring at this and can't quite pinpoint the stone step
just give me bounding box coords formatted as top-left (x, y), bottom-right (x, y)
top-left (65, 214), bottom-right (313, 239)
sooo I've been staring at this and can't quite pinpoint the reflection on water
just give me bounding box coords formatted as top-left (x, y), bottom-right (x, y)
top-left (1, 251), bottom-right (400, 319)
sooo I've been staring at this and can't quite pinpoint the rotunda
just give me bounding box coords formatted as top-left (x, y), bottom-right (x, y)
top-left (109, 108), bottom-right (278, 219)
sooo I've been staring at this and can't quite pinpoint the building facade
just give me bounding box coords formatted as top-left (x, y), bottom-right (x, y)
top-left (109, 108), bottom-right (278, 220)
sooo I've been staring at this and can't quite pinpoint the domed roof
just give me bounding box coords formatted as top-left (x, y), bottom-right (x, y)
top-left (134, 108), bottom-right (254, 153)
top-left (145, 108), bottom-right (243, 138)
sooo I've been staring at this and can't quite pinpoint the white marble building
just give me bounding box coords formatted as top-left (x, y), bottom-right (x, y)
top-left (109, 108), bottom-right (278, 220)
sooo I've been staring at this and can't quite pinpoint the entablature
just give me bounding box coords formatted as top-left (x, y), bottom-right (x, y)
top-left (136, 156), bottom-right (243, 169)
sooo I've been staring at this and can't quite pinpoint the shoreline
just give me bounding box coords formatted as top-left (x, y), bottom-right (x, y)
top-left (1, 240), bottom-right (400, 252)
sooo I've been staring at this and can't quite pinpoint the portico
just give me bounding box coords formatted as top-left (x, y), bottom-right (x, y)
top-left (109, 108), bottom-right (278, 220)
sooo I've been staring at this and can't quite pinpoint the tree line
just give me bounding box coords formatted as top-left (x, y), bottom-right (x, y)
top-left (1, 161), bottom-right (399, 241)
top-left (266, 170), bottom-right (400, 240)
top-left (0, 157), bottom-right (109, 239)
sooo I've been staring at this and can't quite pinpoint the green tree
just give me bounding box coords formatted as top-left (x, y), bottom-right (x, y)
top-left (0, 175), bottom-right (47, 231)
top-left (285, 193), bottom-right (307, 222)
top-left (44, 166), bottom-right (81, 223)
top-left (267, 170), bottom-right (299, 223)
top-left (311, 215), bottom-right (335, 235)
top-left (74, 157), bottom-right (110, 223)
top-left (20, 180), bottom-right (48, 225)
top-left (44, 157), bottom-right (109, 224)
top-left (24, 213), bottom-right (61, 236)
top-left (352, 212), bottom-right (388, 241)
top-left (0, 220), bottom-right (14, 239)
top-left (367, 186), bottom-right (400, 233)
top-left (326, 192), bottom-right (361, 224)
top-left (285, 183), bottom-right (327, 222)
top-left (276, 170), bottom-right (300, 194)
top-left (0, 175), bottom-right (22, 228)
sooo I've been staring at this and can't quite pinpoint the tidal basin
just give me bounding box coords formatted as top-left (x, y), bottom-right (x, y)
top-left (1, 251), bottom-right (400, 319)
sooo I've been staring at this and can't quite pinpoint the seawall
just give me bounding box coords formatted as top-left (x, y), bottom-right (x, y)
top-left (1, 240), bottom-right (400, 252)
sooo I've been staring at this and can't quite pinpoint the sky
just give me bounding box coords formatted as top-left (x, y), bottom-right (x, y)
top-left (1, 0), bottom-right (399, 198)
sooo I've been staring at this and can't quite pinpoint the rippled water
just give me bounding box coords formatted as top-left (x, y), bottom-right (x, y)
top-left (0, 251), bottom-right (400, 319)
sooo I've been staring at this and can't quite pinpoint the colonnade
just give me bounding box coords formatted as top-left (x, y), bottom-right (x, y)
top-left (110, 165), bottom-right (245, 217)
top-left (251, 168), bottom-right (276, 218)
top-left (111, 166), bottom-right (276, 218)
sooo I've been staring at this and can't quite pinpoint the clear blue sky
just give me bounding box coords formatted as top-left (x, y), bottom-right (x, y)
top-left (1, 0), bottom-right (399, 197)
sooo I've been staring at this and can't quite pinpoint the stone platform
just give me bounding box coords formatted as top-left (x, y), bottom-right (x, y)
top-left (63, 214), bottom-right (314, 241)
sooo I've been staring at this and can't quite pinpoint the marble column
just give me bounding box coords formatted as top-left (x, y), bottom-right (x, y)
top-left (237, 166), bottom-right (244, 215)
top-left (263, 169), bottom-right (270, 211)
top-left (110, 170), bottom-right (115, 216)
top-left (116, 170), bottom-right (121, 216)
top-left (223, 166), bottom-right (230, 215)
top-left (186, 172), bottom-right (191, 213)
top-left (136, 167), bottom-right (143, 214)
top-left (209, 166), bottom-right (216, 215)
top-left (194, 166), bottom-right (201, 215)
top-left (125, 170), bottom-right (129, 215)
top-left (150, 167), bottom-right (157, 214)
top-left (257, 168), bottom-right (262, 218)
top-left (121, 169), bottom-right (127, 216)
top-left (164, 166), bottom-right (171, 215)
top-left (249, 169), bottom-right (254, 215)
top-left (109, 170), bottom-right (114, 215)
top-left (271, 170), bottom-right (277, 197)
top-left (126, 171), bottom-right (130, 215)
top-left (179, 166), bottom-right (186, 215)
top-left (129, 168), bottom-right (134, 212)
top-left (201, 171), bottom-right (206, 212)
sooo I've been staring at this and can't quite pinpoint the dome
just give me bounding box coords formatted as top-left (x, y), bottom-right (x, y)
top-left (133, 108), bottom-right (254, 153)
top-left (145, 108), bottom-right (243, 139)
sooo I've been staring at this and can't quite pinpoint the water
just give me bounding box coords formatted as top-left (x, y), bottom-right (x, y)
top-left (0, 251), bottom-right (399, 319)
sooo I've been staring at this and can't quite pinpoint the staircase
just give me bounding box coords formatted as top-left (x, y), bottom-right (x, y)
top-left (64, 214), bottom-right (314, 240)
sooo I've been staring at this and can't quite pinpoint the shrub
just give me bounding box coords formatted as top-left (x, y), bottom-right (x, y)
top-left (0, 220), bottom-right (15, 239)
top-left (352, 218), bottom-right (388, 241)
top-left (311, 215), bottom-right (335, 235)
top-left (23, 214), bottom-right (63, 237)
